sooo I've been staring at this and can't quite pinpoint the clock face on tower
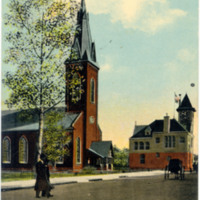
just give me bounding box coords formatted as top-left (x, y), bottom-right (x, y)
top-left (180, 111), bottom-right (190, 121)
top-left (89, 116), bottom-right (95, 124)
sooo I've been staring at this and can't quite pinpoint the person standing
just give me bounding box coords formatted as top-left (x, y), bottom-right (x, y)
top-left (42, 158), bottom-right (53, 197)
top-left (34, 153), bottom-right (51, 198)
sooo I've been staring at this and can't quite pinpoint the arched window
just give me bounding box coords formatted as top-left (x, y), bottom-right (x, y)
top-left (19, 136), bottom-right (28, 164)
top-left (76, 137), bottom-right (81, 164)
top-left (72, 73), bottom-right (82, 102)
top-left (90, 78), bottom-right (95, 103)
top-left (139, 142), bottom-right (144, 150)
top-left (2, 137), bottom-right (11, 164)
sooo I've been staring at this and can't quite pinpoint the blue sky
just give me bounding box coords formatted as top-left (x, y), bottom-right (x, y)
top-left (1, 0), bottom-right (199, 152)
top-left (84, 0), bottom-right (198, 152)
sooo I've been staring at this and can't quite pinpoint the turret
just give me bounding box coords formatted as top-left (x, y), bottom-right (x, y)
top-left (176, 94), bottom-right (195, 132)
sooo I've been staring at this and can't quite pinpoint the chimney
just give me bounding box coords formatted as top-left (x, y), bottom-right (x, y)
top-left (163, 113), bottom-right (170, 133)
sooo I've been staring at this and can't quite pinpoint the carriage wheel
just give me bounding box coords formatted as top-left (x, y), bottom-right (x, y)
top-left (180, 167), bottom-right (185, 180)
top-left (164, 167), bottom-right (169, 180)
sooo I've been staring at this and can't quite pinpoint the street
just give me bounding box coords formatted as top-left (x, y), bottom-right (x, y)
top-left (2, 173), bottom-right (197, 200)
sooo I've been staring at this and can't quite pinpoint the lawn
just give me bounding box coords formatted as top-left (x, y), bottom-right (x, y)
top-left (1, 171), bottom-right (109, 182)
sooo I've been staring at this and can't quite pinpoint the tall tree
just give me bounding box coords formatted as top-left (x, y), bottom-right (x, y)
top-left (3, 0), bottom-right (83, 157)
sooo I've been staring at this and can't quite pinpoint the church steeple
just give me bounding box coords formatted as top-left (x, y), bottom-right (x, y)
top-left (70, 0), bottom-right (98, 66)
top-left (177, 94), bottom-right (195, 132)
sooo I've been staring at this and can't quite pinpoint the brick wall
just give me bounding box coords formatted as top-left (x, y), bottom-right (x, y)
top-left (129, 152), bottom-right (193, 171)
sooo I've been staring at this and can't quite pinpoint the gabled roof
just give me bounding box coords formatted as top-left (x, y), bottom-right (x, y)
top-left (133, 125), bottom-right (146, 135)
top-left (2, 109), bottom-right (80, 132)
top-left (177, 94), bottom-right (196, 112)
top-left (67, 0), bottom-right (99, 68)
top-left (88, 141), bottom-right (113, 158)
top-left (131, 118), bottom-right (187, 138)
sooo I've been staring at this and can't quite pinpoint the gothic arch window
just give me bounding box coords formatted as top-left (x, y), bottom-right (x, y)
top-left (76, 137), bottom-right (81, 164)
top-left (19, 136), bottom-right (28, 164)
top-left (72, 73), bottom-right (82, 102)
top-left (90, 78), bottom-right (95, 103)
top-left (2, 136), bottom-right (11, 164)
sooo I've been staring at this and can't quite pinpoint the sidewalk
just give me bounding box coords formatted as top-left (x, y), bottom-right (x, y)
top-left (1, 170), bottom-right (164, 191)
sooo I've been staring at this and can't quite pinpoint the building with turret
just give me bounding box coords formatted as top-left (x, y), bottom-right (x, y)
top-left (129, 94), bottom-right (195, 171)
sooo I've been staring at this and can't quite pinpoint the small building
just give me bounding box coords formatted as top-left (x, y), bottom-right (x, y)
top-left (129, 94), bottom-right (195, 171)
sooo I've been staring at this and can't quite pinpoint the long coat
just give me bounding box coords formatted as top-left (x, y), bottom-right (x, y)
top-left (34, 160), bottom-right (50, 191)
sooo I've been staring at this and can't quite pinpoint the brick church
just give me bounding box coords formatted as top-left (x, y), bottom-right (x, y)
top-left (2, 0), bottom-right (114, 172)
top-left (129, 94), bottom-right (195, 171)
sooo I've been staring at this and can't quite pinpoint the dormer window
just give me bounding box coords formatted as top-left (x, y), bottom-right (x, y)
top-left (145, 126), bottom-right (151, 136)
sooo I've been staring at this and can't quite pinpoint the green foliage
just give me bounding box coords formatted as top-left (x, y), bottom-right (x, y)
top-left (1, 172), bottom-right (35, 182)
top-left (3, 0), bottom-right (81, 111)
top-left (113, 145), bottom-right (129, 169)
top-left (2, 0), bottom-right (84, 154)
top-left (43, 111), bottom-right (71, 165)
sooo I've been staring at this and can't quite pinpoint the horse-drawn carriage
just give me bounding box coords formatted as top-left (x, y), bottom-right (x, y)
top-left (164, 159), bottom-right (185, 180)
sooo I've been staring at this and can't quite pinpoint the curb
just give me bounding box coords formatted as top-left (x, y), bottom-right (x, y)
top-left (1, 181), bottom-right (78, 192)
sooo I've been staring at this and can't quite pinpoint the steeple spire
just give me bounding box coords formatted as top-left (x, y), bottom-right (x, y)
top-left (68, 0), bottom-right (98, 66)
top-left (81, 0), bottom-right (86, 13)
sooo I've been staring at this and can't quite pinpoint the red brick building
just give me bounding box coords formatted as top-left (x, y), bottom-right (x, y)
top-left (129, 94), bottom-right (195, 171)
top-left (2, 0), bottom-right (113, 172)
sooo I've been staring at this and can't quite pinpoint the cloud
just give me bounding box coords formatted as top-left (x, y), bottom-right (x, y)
top-left (85, 0), bottom-right (187, 34)
top-left (177, 49), bottom-right (196, 63)
top-left (101, 63), bottom-right (112, 72)
top-left (165, 48), bottom-right (197, 74)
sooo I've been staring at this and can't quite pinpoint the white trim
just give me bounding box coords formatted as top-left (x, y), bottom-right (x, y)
top-left (72, 112), bottom-right (83, 127)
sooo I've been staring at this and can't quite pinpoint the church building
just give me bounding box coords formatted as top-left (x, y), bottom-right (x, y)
top-left (2, 0), bottom-right (114, 172)
top-left (129, 94), bottom-right (195, 171)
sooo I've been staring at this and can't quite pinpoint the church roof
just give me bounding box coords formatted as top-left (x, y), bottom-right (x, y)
top-left (2, 109), bottom-right (80, 132)
top-left (177, 94), bottom-right (196, 112)
top-left (67, 0), bottom-right (99, 68)
top-left (88, 141), bottom-right (113, 158)
top-left (131, 118), bottom-right (187, 138)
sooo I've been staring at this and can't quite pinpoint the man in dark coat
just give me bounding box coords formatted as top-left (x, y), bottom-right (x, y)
top-left (35, 153), bottom-right (51, 198)
top-left (42, 158), bottom-right (53, 197)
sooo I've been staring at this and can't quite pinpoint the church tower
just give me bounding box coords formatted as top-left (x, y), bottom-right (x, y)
top-left (65, 0), bottom-right (101, 149)
top-left (176, 94), bottom-right (196, 132)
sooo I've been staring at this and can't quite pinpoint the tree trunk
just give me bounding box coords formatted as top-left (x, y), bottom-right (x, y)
top-left (38, 108), bottom-right (44, 160)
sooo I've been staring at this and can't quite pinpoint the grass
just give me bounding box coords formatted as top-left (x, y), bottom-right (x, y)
top-left (1, 171), bottom-right (108, 182)
top-left (1, 167), bottom-right (131, 182)
top-left (2, 172), bottom-right (36, 182)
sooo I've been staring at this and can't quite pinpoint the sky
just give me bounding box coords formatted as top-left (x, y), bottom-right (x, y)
top-left (83, 0), bottom-right (199, 153)
top-left (1, 0), bottom-right (199, 153)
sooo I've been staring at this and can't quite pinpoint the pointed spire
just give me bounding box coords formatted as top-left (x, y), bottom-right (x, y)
top-left (177, 94), bottom-right (196, 112)
top-left (81, 0), bottom-right (86, 13)
top-left (68, 0), bottom-right (98, 66)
